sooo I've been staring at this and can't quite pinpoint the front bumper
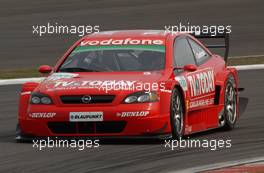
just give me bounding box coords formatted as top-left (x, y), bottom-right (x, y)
top-left (19, 102), bottom-right (171, 138)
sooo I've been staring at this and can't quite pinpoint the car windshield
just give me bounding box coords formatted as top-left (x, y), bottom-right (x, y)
top-left (58, 45), bottom-right (165, 72)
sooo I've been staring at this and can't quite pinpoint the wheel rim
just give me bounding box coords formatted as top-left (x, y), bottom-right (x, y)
top-left (225, 83), bottom-right (237, 124)
top-left (172, 93), bottom-right (183, 134)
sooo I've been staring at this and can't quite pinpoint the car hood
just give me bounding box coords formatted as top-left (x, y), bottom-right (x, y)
top-left (37, 71), bottom-right (164, 95)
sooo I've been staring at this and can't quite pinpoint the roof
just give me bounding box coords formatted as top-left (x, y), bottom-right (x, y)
top-left (85, 30), bottom-right (172, 39)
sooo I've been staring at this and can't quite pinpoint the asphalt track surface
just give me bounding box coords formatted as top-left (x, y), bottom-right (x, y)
top-left (0, 0), bottom-right (264, 69)
top-left (0, 69), bottom-right (263, 173)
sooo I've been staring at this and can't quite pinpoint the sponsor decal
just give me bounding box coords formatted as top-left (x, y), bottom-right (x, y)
top-left (47, 73), bottom-right (79, 81)
top-left (160, 89), bottom-right (172, 93)
top-left (175, 76), bottom-right (188, 91)
top-left (46, 80), bottom-right (165, 93)
top-left (29, 112), bottom-right (56, 118)
top-left (80, 38), bottom-right (164, 46)
top-left (70, 112), bottom-right (103, 122)
top-left (116, 111), bottom-right (149, 117)
top-left (54, 80), bottom-right (136, 88)
top-left (186, 69), bottom-right (215, 97)
top-left (195, 50), bottom-right (206, 60)
top-left (190, 98), bottom-right (214, 108)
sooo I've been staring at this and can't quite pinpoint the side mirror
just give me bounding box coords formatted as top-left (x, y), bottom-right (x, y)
top-left (183, 64), bottom-right (197, 72)
top-left (38, 65), bottom-right (52, 74)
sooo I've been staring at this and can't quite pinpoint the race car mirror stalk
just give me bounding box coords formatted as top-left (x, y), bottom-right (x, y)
top-left (174, 64), bottom-right (197, 72)
top-left (38, 65), bottom-right (52, 74)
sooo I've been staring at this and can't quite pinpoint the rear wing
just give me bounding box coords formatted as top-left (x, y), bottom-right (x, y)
top-left (191, 31), bottom-right (230, 62)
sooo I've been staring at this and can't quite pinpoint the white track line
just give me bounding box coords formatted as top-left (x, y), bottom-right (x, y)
top-left (0, 77), bottom-right (44, 86)
top-left (0, 64), bottom-right (264, 86)
top-left (230, 64), bottom-right (264, 70)
top-left (169, 156), bottom-right (264, 173)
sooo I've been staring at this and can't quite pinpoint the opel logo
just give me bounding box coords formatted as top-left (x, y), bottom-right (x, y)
top-left (81, 95), bottom-right (92, 103)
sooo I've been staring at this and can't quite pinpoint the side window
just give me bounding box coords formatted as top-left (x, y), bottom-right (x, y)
top-left (188, 38), bottom-right (210, 65)
top-left (174, 38), bottom-right (196, 67)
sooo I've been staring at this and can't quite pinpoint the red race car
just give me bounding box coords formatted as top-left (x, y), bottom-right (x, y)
top-left (16, 30), bottom-right (240, 140)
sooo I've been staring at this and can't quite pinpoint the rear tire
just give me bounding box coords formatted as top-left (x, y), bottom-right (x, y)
top-left (170, 88), bottom-right (185, 139)
top-left (223, 75), bottom-right (238, 130)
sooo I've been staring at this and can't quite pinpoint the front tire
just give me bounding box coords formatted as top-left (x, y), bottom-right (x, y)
top-left (170, 88), bottom-right (185, 139)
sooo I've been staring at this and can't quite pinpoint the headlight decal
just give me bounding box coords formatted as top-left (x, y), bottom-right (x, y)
top-left (123, 91), bottom-right (158, 104)
top-left (30, 92), bottom-right (53, 105)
